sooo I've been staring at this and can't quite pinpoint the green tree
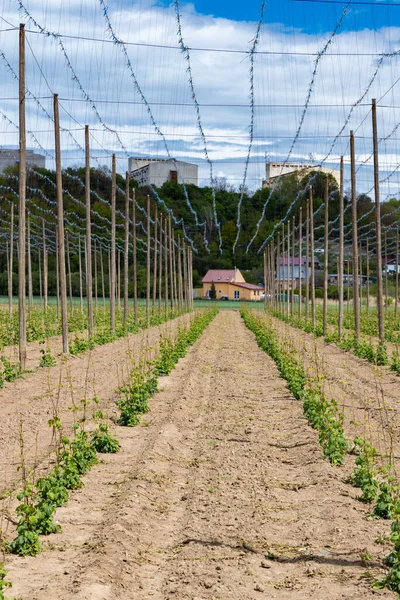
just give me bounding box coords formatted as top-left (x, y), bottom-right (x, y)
top-left (209, 281), bottom-right (217, 300)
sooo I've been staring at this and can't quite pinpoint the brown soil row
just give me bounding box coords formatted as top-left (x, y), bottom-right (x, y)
top-left (5, 310), bottom-right (394, 599)
top-left (0, 312), bottom-right (192, 495)
top-left (266, 312), bottom-right (400, 465)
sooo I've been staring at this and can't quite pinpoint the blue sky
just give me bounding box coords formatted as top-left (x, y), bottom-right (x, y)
top-left (158, 0), bottom-right (400, 36)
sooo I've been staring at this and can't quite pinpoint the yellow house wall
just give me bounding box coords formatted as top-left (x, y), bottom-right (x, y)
top-left (202, 282), bottom-right (263, 301)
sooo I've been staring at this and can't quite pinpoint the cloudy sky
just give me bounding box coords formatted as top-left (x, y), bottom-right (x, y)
top-left (0, 0), bottom-right (400, 197)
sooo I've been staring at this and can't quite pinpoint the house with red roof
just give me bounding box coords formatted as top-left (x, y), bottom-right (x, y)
top-left (202, 268), bottom-right (264, 301)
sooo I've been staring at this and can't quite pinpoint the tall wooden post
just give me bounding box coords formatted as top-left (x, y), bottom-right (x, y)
top-left (146, 195), bottom-right (151, 325)
top-left (110, 154), bottom-right (116, 334)
top-left (305, 198), bottom-right (310, 320)
top-left (165, 218), bottom-right (169, 316)
top-left (43, 218), bottom-right (48, 311)
top-left (123, 172), bottom-right (129, 323)
top-left (66, 231), bottom-right (73, 310)
top-left (78, 233), bottom-right (83, 311)
top-left (298, 207), bottom-right (302, 318)
top-left (182, 241), bottom-right (187, 310)
top-left (38, 246), bottom-right (42, 306)
top-left (338, 156), bottom-right (344, 340)
top-left (366, 237), bottom-right (370, 313)
top-left (286, 221), bottom-right (290, 317)
top-left (8, 203), bottom-right (14, 318)
top-left (263, 249), bottom-right (267, 309)
top-left (359, 240), bottom-right (363, 312)
top-left (18, 24), bottom-right (27, 367)
top-left (158, 214), bottom-right (163, 312)
top-left (177, 236), bottom-right (183, 310)
top-left (277, 231), bottom-right (281, 312)
top-left (100, 247), bottom-right (105, 307)
top-left (27, 214), bottom-right (33, 312)
top-left (323, 177), bottom-right (329, 335)
top-left (117, 250), bottom-right (121, 310)
top-left (291, 216), bottom-right (295, 316)
top-left (372, 98), bottom-right (385, 344)
top-left (152, 205), bottom-right (158, 309)
top-left (168, 215), bottom-right (174, 311)
top-left (350, 130), bottom-right (360, 341)
top-left (384, 231), bottom-right (388, 315)
top-left (54, 94), bottom-right (69, 353)
top-left (56, 230), bottom-right (60, 317)
top-left (94, 237), bottom-right (98, 309)
top-left (396, 227), bottom-right (399, 319)
top-left (85, 125), bottom-right (93, 337)
top-left (132, 190), bottom-right (138, 321)
top-left (310, 190), bottom-right (316, 327)
top-left (172, 230), bottom-right (177, 310)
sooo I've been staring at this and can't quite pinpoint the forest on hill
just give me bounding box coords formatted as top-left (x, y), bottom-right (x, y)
top-left (0, 164), bottom-right (399, 294)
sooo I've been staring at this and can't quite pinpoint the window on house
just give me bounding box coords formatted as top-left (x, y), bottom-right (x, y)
top-left (234, 290), bottom-right (240, 299)
top-left (170, 170), bottom-right (178, 182)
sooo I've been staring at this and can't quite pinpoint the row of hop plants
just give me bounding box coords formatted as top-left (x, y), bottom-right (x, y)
top-left (0, 307), bottom-right (219, 597)
top-left (271, 308), bottom-right (393, 369)
top-left (241, 308), bottom-right (347, 465)
top-left (243, 307), bottom-right (400, 596)
top-left (117, 307), bottom-right (219, 427)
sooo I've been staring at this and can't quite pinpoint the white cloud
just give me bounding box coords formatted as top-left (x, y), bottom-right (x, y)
top-left (0, 0), bottom-right (399, 193)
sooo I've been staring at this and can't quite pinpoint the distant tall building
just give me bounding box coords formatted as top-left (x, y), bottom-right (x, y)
top-left (262, 161), bottom-right (340, 188)
top-left (0, 149), bottom-right (45, 173)
top-left (129, 157), bottom-right (198, 187)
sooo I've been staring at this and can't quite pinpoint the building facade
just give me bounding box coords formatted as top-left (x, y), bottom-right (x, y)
top-left (0, 149), bottom-right (45, 173)
top-left (202, 268), bottom-right (264, 301)
top-left (129, 157), bottom-right (198, 187)
top-left (262, 161), bottom-right (340, 188)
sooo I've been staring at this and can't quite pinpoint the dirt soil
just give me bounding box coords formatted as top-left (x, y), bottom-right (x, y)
top-left (267, 313), bottom-right (400, 463)
top-left (5, 310), bottom-right (395, 599)
top-left (0, 312), bottom-right (192, 495)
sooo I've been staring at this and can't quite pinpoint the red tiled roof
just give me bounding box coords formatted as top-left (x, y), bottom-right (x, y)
top-left (202, 269), bottom-right (237, 283)
top-left (231, 282), bottom-right (264, 290)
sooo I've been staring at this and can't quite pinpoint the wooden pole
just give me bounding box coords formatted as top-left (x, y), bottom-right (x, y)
top-left (310, 190), bottom-right (316, 328)
top-left (178, 235), bottom-right (183, 310)
top-left (158, 214), bottom-right (163, 312)
top-left (54, 93), bottom-right (69, 353)
top-left (100, 247), bottom-right (105, 307)
top-left (323, 177), bottom-right (329, 335)
top-left (286, 221), bottom-right (290, 317)
top-left (183, 241), bottom-right (188, 311)
top-left (277, 231), bottom-right (281, 312)
top-left (169, 215), bottom-right (174, 311)
top-left (18, 23), bottom-right (27, 367)
top-left (85, 125), bottom-right (93, 337)
top-left (291, 216), bottom-right (295, 316)
top-left (172, 229), bottom-right (177, 310)
top-left (43, 218), bottom-right (48, 311)
top-left (359, 240), bottom-right (363, 312)
top-left (384, 231), bottom-right (388, 315)
top-left (366, 237), bottom-right (370, 313)
top-left (38, 246), bottom-right (42, 306)
top-left (298, 207), bottom-right (302, 318)
top-left (338, 156), bottom-right (344, 341)
top-left (132, 190), bottom-right (138, 321)
top-left (165, 218), bottom-right (169, 316)
top-left (372, 98), bottom-right (385, 344)
top-left (117, 250), bottom-right (121, 311)
top-left (146, 194), bottom-right (151, 325)
top-left (66, 231), bottom-right (73, 310)
top-left (263, 249), bottom-right (267, 310)
top-left (27, 214), bottom-right (33, 312)
top-left (350, 130), bottom-right (360, 341)
top-left (152, 205), bottom-right (158, 309)
top-left (396, 227), bottom-right (399, 319)
top-left (94, 237), bottom-right (98, 309)
top-left (123, 172), bottom-right (129, 323)
top-left (8, 203), bottom-right (14, 318)
top-left (110, 154), bottom-right (116, 334)
top-left (78, 233), bottom-right (83, 311)
top-left (56, 230), bottom-right (60, 317)
top-left (305, 199), bottom-right (310, 320)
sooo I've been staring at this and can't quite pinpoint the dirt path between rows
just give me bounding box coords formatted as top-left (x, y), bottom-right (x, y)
top-left (0, 312), bottom-right (192, 495)
top-left (267, 313), bottom-right (400, 463)
top-left (5, 310), bottom-right (394, 599)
